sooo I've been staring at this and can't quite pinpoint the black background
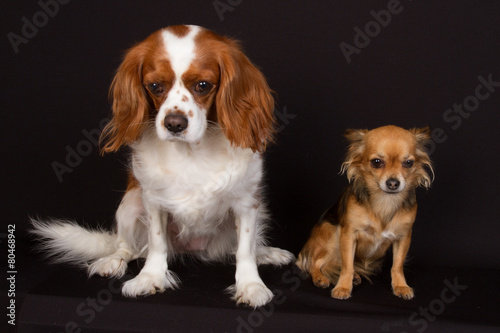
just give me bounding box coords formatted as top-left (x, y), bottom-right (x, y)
top-left (2, 0), bottom-right (500, 273)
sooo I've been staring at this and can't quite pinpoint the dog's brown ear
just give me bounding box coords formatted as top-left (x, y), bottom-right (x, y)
top-left (410, 127), bottom-right (431, 146)
top-left (344, 128), bottom-right (368, 144)
top-left (341, 129), bottom-right (368, 181)
top-left (215, 36), bottom-right (276, 153)
top-left (100, 38), bottom-right (153, 154)
top-left (410, 126), bottom-right (434, 188)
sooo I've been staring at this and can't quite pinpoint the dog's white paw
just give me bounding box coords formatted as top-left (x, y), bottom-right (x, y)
top-left (232, 282), bottom-right (274, 308)
top-left (121, 271), bottom-right (180, 298)
top-left (257, 247), bottom-right (295, 266)
top-left (88, 255), bottom-right (127, 278)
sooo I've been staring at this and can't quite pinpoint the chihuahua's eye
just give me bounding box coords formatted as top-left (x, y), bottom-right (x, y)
top-left (403, 160), bottom-right (414, 168)
top-left (147, 82), bottom-right (164, 96)
top-left (194, 81), bottom-right (213, 95)
top-left (370, 159), bottom-right (384, 169)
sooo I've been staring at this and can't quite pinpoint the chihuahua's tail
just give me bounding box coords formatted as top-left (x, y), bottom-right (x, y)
top-left (30, 218), bottom-right (117, 267)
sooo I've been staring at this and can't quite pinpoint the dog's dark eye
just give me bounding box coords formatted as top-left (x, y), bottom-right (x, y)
top-left (147, 82), bottom-right (164, 95)
top-left (370, 159), bottom-right (384, 168)
top-left (194, 81), bottom-right (213, 95)
top-left (403, 160), bottom-right (414, 168)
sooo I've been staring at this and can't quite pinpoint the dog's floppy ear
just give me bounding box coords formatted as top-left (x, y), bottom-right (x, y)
top-left (100, 41), bottom-right (151, 154)
top-left (215, 37), bottom-right (276, 153)
top-left (341, 129), bottom-right (368, 181)
top-left (410, 126), bottom-right (435, 188)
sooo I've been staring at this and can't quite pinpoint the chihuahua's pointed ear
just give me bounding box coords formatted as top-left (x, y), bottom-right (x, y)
top-left (100, 41), bottom-right (151, 154)
top-left (341, 129), bottom-right (368, 181)
top-left (410, 126), bottom-right (435, 188)
top-left (411, 127), bottom-right (431, 146)
top-left (344, 128), bottom-right (368, 144)
top-left (410, 126), bottom-right (433, 156)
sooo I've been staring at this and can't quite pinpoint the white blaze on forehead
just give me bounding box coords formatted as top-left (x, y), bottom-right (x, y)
top-left (155, 26), bottom-right (207, 143)
top-left (161, 26), bottom-right (200, 79)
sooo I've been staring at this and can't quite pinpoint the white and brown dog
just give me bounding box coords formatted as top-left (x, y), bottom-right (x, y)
top-left (32, 25), bottom-right (294, 307)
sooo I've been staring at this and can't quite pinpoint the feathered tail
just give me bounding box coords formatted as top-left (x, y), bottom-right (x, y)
top-left (30, 218), bottom-right (117, 267)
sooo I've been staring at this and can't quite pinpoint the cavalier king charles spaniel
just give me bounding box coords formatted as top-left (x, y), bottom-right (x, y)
top-left (32, 25), bottom-right (294, 307)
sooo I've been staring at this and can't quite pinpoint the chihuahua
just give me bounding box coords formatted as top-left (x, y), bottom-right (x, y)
top-left (296, 125), bottom-right (433, 300)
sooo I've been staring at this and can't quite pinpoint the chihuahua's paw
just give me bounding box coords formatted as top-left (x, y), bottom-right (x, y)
top-left (331, 286), bottom-right (352, 300)
top-left (313, 275), bottom-right (331, 288)
top-left (122, 271), bottom-right (179, 297)
top-left (353, 272), bottom-right (362, 286)
top-left (257, 246), bottom-right (295, 266)
top-left (231, 282), bottom-right (274, 308)
top-left (88, 255), bottom-right (127, 278)
top-left (393, 286), bottom-right (414, 300)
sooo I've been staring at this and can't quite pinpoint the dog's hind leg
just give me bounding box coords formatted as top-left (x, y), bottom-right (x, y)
top-left (296, 221), bottom-right (339, 288)
top-left (89, 188), bottom-right (145, 279)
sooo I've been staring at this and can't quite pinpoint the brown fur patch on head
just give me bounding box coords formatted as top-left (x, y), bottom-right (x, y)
top-left (167, 25), bottom-right (191, 38)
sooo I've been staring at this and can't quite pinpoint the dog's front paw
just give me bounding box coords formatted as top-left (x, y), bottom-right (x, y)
top-left (393, 285), bottom-right (414, 300)
top-left (257, 247), bottom-right (295, 266)
top-left (331, 286), bottom-right (352, 300)
top-left (232, 282), bottom-right (274, 308)
top-left (122, 271), bottom-right (180, 297)
top-left (89, 255), bottom-right (127, 278)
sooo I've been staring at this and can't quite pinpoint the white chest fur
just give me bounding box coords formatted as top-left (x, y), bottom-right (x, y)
top-left (131, 131), bottom-right (262, 233)
top-left (357, 218), bottom-right (405, 259)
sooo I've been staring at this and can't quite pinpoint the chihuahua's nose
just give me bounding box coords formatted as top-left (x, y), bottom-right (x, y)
top-left (165, 114), bottom-right (188, 133)
top-left (386, 178), bottom-right (401, 191)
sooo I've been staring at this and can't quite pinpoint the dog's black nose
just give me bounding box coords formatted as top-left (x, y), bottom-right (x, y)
top-left (386, 178), bottom-right (401, 191)
top-left (164, 114), bottom-right (188, 133)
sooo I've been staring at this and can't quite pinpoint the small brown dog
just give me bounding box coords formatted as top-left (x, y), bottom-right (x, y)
top-left (296, 125), bottom-right (433, 300)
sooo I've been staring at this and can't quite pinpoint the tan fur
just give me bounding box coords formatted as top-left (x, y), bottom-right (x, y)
top-left (296, 125), bottom-right (433, 300)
